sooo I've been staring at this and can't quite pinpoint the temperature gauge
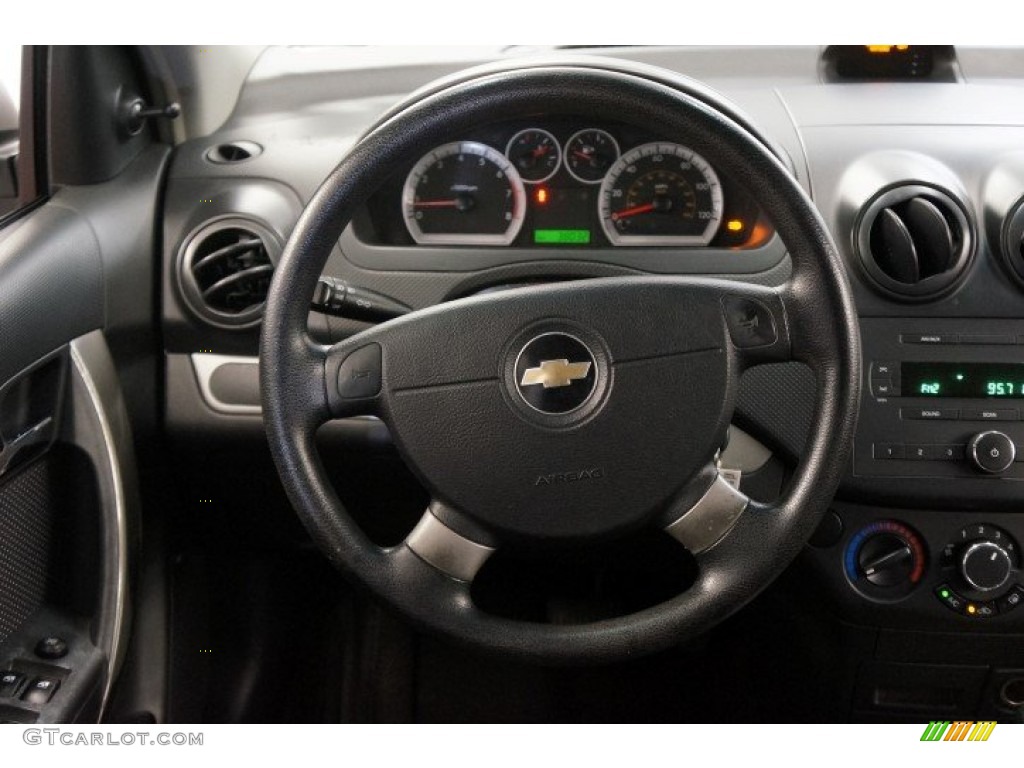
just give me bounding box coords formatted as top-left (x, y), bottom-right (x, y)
top-left (505, 128), bottom-right (561, 184)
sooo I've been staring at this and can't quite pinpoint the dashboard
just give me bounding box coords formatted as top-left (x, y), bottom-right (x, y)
top-left (353, 119), bottom-right (767, 251)
top-left (158, 45), bottom-right (1024, 719)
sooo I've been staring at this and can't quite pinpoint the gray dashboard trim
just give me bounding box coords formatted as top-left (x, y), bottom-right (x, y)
top-left (192, 353), bottom-right (262, 415)
top-left (780, 83), bottom-right (1024, 128)
top-left (339, 227), bottom-right (788, 274)
top-left (190, 352), bottom-right (383, 427)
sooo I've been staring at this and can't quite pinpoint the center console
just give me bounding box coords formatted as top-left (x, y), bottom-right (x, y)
top-left (801, 320), bottom-right (1024, 717)
top-left (855, 318), bottom-right (1024, 485)
top-left (815, 317), bottom-right (1024, 629)
top-left (785, 99), bottom-right (1024, 718)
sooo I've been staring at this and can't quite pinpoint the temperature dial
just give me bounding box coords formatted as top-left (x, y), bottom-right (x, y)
top-left (845, 520), bottom-right (926, 598)
top-left (858, 533), bottom-right (915, 587)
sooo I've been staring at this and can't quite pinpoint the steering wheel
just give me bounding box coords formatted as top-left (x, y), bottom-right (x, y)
top-left (260, 59), bottom-right (861, 664)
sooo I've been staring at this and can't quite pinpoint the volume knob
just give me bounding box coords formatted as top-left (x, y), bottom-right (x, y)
top-left (960, 540), bottom-right (1013, 593)
top-left (968, 431), bottom-right (1015, 474)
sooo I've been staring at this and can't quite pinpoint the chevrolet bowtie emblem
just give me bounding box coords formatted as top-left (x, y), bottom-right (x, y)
top-left (520, 359), bottom-right (592, 389)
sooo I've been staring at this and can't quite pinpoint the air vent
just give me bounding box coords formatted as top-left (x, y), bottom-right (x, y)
top-left (856, 185), bottom-right (973, 300)
top-left (177, 219), bottom-right (280, 328)
top-left (999, 198), bottom-right (1024, 288)
top-left (205, 141), bottom-right (262, 165)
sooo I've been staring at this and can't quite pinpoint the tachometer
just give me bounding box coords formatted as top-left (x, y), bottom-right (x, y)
top-left (598, 142), bottom-right (723, 246)
top-left (403, 141), bottom-right (526, 246)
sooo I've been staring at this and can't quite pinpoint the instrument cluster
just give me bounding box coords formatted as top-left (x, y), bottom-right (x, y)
top-left (353, 119), bottom-right (768, 250)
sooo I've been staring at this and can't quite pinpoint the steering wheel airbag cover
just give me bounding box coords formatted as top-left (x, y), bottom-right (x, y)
top-left (377, 277), bottom-right (734, 541)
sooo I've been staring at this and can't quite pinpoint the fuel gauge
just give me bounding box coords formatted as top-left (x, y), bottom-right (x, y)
top-left (564, 128), bottom-right (620, 184)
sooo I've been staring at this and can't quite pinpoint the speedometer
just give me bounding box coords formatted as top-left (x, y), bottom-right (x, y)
top-left (403, 141), bottom-right (526, 246)
top-left (598, 142), bottom-right (723, 246)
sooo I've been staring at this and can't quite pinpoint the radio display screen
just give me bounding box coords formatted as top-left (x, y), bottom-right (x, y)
top-left (902, 362), bottom-right (1024, 398)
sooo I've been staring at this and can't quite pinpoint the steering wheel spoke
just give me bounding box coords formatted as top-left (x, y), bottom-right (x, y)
top-left (404, 500), bottom-right (497, 583)
top-left (662, 464), bottom-right (751, 554)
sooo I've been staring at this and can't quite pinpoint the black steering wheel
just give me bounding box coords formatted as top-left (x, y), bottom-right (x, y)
top-left (260, 59), bottom-right (861, 664)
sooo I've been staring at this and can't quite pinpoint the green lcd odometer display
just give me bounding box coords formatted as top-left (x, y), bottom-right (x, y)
top-left (902, 362), bottom-right (1024, 398)
top-left (533, 229), bottom-right (591, 245)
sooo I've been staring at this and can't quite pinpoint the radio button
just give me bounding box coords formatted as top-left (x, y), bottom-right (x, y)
top-left (901, 408), bottom-right (959, 420)
top-left (937, 444), bottom-right (966, 461)
top-left (873, 443), bottom-right (905, 460)
top-left (871, 379), bottom-right (897, 397)
top-left (871, 361), bottom-right (899, 379)
top-left (906, 444), bottom-right (939, 460)
top-left (901, 333), bottom-right (958, 344)
top-left (963, 408), bottom-right (1018, 422)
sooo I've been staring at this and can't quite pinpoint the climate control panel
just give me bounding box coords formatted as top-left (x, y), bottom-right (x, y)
top-left (830, 507), bottom-right (1024, 627)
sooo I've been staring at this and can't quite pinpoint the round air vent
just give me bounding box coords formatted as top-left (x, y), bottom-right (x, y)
top-left (205, 141), bottom-right (262, 164)
top-left (1000, 198), bottom-right (1024, 287)
top-left (177, 218), bottom-right (280, 329)
top-left (855, 185), bottom-right (974, 300)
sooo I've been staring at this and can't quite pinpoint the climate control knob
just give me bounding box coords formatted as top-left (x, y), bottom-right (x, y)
top-left (857, 533), bottom-right (915, 587)
top-left (968, 431), bottom-right (1015, 474)
top-left (960, 540), bottom-right (1014, 593)
top-left (845, 520), bottom-right (925, 598)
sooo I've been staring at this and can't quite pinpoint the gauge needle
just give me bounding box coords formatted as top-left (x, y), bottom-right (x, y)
top-left (413, 199), bottom-right (460, 208)
top-left (611, 203), bottom-right (656, 221)
top-left (572, 150), bottom-right (595, 163)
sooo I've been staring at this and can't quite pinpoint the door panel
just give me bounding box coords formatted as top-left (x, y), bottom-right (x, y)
top-left (0, 46), bottom-right (170, 723)
top-left (0, 206), bottom-right (103, 386)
